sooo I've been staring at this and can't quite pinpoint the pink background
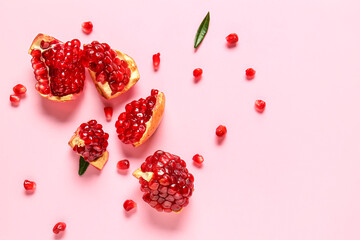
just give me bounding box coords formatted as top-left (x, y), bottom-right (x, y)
top-left (1, 0), bottom-right (360, 239)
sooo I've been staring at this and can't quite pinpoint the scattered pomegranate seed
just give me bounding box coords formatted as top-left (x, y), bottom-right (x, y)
top-left (226, 33), bottom-right (239, 44)
top-left (13, 84), bottom-right (27, 95)
top-left (192, 154), bottom-right (204, 165)
top-left (216, 125), bottom-right (227, 137)
top-left (255, 100), bottom-right (266, 113)
top-left (193, 68), bottom-right (203, 78)
top-left (23, 180), bottom-right (36, 191)
top-left (245, 68), bottom-right (256, 79)
top-left (82, 21), bottom-right (93, 34)
top-left (53, 222), bottom-right (66, 234)
top-left (10, 95), bottom-right (20, 104)
top-left (117, 160), bottom-right (130, 170)
top-left (153, 53), bottom-right (160, 70)
top-left (104, 107), bottom-right (113, 121)
top-left (123, 199), bottom-right (137, 211)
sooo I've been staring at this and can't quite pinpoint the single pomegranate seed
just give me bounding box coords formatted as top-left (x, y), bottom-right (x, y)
top-left (104, 107), bottom-right (113, 121)
top-left (153, 53), bottom-right (160, 70)
top-left (23, 180), bottom-right (36, 191)
top-left (193, 68), bottom-right (203, 78)
top-left (245, 68), bottom-right (256, 79)
top-left (13, 84), bottom-right (27, 95)
top-left (117, 160), bottom-right (130, 170)
top-left (53, 222), bottom-right (66, 234)
top-left (123, 199), bottom-right (137, 211)
top-left (10, 94), bottom-right (20, 104)
top-left (192, 154), bottom-right (204, 164)
top-left (226, 33), bottom-right (239, 44)
top-left (82, 21), bottom-right (93, 34)
top-left (255, 100), bottom-right (266, 113)
top-left (216, 125), bottom-right (227, 137)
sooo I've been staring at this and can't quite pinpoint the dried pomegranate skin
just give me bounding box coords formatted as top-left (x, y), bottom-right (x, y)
top-left (134, 150), bottom-right (194, 213)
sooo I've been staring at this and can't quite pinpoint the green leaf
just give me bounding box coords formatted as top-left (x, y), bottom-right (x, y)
top-left (78, 156), bottom-right (89, 176)
top-left (194, 12), bottom-right (210, 49)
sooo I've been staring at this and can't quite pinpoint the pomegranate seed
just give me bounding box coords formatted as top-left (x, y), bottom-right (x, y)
top-left (192, 154), bottom-right (204, 164)
top-left (153, 53), bottom-right (160, 70)
top-left (123, 199), bottom-right (137, 211)
top-left (13, 84), bottom-right (27, 95)
top-left (245, 68), bottom-right (256, 79)
top-left (193, 68), bottom-right (203, 78)
top-left (117, 160), bottom-right (130, 170)
top-left (216, 125), bottom-right (227, 137)
top-left (226, 33), bottom-right (239, 44)
top-left (10, 94), bottom-right (20, 104)
top-left (23, 180), bottom-right (36, 191)
top-left (255, 100), bottom-right (266, 113)
top-left (53, 222), bottom-right (66, 234)
top-left (104, 107), bottom-right (113, 121)
top-left (82, 21), bottom-right (93, 34)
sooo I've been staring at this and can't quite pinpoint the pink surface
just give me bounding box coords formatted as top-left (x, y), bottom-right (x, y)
top-left (1, 0), bottom-right (360, 239)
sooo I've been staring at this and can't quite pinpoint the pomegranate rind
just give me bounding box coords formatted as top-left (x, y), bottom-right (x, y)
top-left (68, 130), bottom-right (109, 170)
top-left (132, 168), bottom-right (154, 181)
top-left (132, 92), bottom-right (165, 147)
top-left (28, 33), bottom-right (78, 102)
top-left (88, 50), bottom-right (140, 99)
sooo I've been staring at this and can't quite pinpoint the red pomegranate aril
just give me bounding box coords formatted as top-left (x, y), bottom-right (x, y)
top-left (192, 154), bottom-right (204, 164)
top-left (104, 107), bottom-right (113, 121)
top-left (24, 180), bottom-right (36, 191)
top-left (216, 125), bottom-right (227, 137)
top-left (10, 94), bottom-right (20, 104)
top-left (226, 33), bottom-right (239, 44)
top-left (255, 99), bottom-right (266, 113)
top-left (123, 199), bottom-right (137, 211)
top-left (82, 21), bottom-right (93, 34)
top-left (245, 68), bottom-right (256, 79)
top-left (153, 53), bottom-right (160, 70)
top-left (13, 84), bottom-right (27, 95)
top-left (193, 68), bottom-right (203, 78)
top-left (117, 160), bottom-right (130, 170)
top-left (53, 222), bottom-right (66, 234)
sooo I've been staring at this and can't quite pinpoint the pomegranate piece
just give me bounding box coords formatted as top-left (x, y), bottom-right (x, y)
top-left (69, 120), bottom-right (109, 170)
top-left (28, 34), bottom-right (85, 102)
top-left (13, 84), bottom-right (27, 95)
top-left (104, 107), bottom-right (113, 121)
top-left (226, 33), bottom-right (239, 44)
top-left (23, 180), bottom-right (36, 191)
top-left (192, 154), bottom-right (204, 165)
top-left (133, 150), bottom-right (194, 213)
top-left (153, 53), bottom-right (160, 71)
top-left (10, 95), bottom-right (20, 104)
top-left (117, 160), bottom-right (130, 170)
top-left (53, 222), bottom-right (66, 234)
top-left (193, 68), bottom-right (203, 78)
top-left (82, 21), bottom-right (93, 34)
top-left (123, 199), bottom-right (137, 211)
top-left (83, 41), bottom-right (140, 99)
top-left (216, 125), bottom-right (227, 137)
top-left (255, 99), bottom-right (266, 113)
top-left (245, 68), bottom-right (256, 80)
top-left (115, 89), bottom-right (165, 147)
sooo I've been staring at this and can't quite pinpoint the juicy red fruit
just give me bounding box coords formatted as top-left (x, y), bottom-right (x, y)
top-left (13, 84), bottom-right (27, 95)
top-left (245, 68), bottom-right (256, 79)
top-left (53, 222), bottom-right (66, 234)
top-left (193, 68), bottom-right (203, 78)
top-left (104, 107), bottom-right (113, 121)
top-left (153, 53), bottom-right (160, 71)
top-left (137, 150), bottom-right (194, 212)
top-left (123, 200), bottom-right (137, 211)
top-left (24, 180), bottom-right (36, 191)
top-left (192, 154), bottom-right (204, 165)
top-left (117, 160), bottom-right (130, 170)
top-left (255, 99), bottom-right (266, 113)
top-left (82, 21), bottom-right (93, 34)
top-left (115, 89), bottom-right (159, 144)
top-left (72, 120), bottom-right (109, 161)
top-left (226, 33), bottom-right (239, 44)
top-left (216, 125), bottom-right (227, 137)
top-left (10, 95), bottom-right (20, 104)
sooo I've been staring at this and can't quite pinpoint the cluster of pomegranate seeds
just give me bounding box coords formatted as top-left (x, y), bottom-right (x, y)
top-left (117, 160), bottom-right (130, 170)
top-left (23, 180), bottom-right (36, 191)
top-left (123, 200), bottom-right (137, 211)
top-left (255, 99), bottom-right (266, 113)
top-left (226, 33), bottom-right (239, 44)
top-left (82, 41), bottom-right (131, 95)
top-left (30, 39), bottom-right (85, 97)
top-left (53, 222), bottom-right (66, 234)
top-left (10, 84), bottom-right (27, 105)
top-left (216, 125), bottom-right (227, 137)
top-left (73, 120), bottom-right (109, 161)
top-left (115, 89), bottom-right (159, 144)
top-left (138, 150), bottom-right (194, 212)
top-left (82, 21), bottom-right (93, 34)
top-left (153, 53), bottom-right (160, 70)
top-left (104, 107), bottom-right (113, 121)
top-left (245, 68), bottom-right (256, 80)
top-left (193, 68), bottom-right (203, 78)
top-left (192, 154), bottom-right (204, 165)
